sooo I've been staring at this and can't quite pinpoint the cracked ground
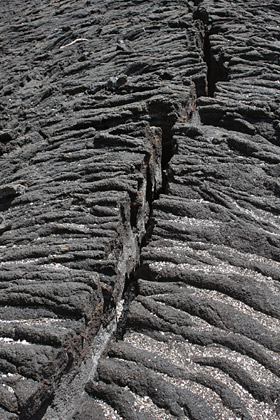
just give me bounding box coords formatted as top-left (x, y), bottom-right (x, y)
top-left (0, 0), bottom-right (280, 419)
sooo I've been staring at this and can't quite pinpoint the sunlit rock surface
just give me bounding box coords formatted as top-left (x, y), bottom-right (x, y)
top-left (0, 0), bottom-right (279, 419)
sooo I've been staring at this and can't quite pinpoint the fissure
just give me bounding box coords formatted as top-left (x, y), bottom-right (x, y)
top-left (0, 1), bottom-right (280, 419)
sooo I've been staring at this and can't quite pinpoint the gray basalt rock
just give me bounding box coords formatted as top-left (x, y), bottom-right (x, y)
top-left (0, 0), bottom-right (280, 419)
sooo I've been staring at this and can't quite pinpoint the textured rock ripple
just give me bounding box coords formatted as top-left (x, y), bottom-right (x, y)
top-left (0, 0), bottom-right (279, 419)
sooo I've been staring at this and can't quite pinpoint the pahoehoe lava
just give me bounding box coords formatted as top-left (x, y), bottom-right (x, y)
top-left (0, 0), bottom-right (280, 419)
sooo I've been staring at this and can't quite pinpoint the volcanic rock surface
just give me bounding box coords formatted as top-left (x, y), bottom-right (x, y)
top-left (0, 0), bottom-right (280, 419)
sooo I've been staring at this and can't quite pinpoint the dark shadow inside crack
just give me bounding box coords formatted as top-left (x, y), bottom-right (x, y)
top-left (193, 8), bottom-right (229, 97)
top-left (20, 394), bottom-right (54, 420)
top-left (203, 30), bottom-right (229, 97)
top-left (116, 271), bottom-right (138, 340)
top-left (115, 111), bottom-right (179, 340)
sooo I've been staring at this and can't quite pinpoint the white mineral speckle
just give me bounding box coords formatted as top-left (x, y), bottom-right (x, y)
top-left (124, 331), bottom-right (280, 419)
top-left (92, 398), bottom-right (123, 420)
top-left (133, 393), bottom-right (177, 419)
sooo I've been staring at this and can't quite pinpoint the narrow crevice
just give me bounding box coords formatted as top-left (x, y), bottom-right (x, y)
top-left (130, 179), bottom-right (143, 229)
top-left (140, 121), bottom-right (177, 248)
top-left (20, 394), bottom-right (54, 420)
top-left (193, 8), bottom-right (229, 97)
top-left (203, 30), bottom-right (215, 97)
top-left (39, 8), bottom-right (211, 418)
top-left (109, 15), bottom-right (215, 341)
top-left (115, 116), bottom-right (178, 339)
top-left (203, 29), bottom-right (229, 97)
top-left (116, 271), bottom-right (138, 340)
top-left (161, 126), bottom-right (177, 170)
